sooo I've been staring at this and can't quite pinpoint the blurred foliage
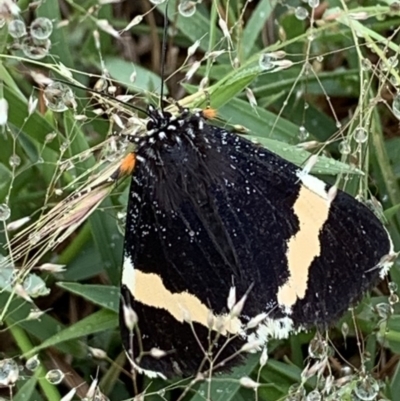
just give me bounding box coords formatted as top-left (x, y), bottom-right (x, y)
top-left (0, 0), bottom-right (400, 400)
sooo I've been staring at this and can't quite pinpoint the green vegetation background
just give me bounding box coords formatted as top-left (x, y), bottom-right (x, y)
top-left (1, 0), bottom-right (400, 400)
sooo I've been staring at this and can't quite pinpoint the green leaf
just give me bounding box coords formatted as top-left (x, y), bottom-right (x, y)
top-left (391, 360), bottom-right (400, 399)
top-left (253, 136), bottom-right (361, 176)
top-left (219, 98), bottom-right (300, 142)
top-left (14, 376), bottom-right (38, 401)
top-left (190, 354), bottom-right (260, 401)
top-left (0, 267), bottom-right (50, 298)
top-left (4, 86), bottom-right (58, 151)
top-left (104, 56), bottom-right (164, 94)
top-left (36, 0), bottom-right (74, 68)
top-left (157, 0), bottom-right (223, 52)
top-left (242, 0), bottom-right (278, 58)
top-left (385, 203), bottom-right (400, 220)
top-left (89, 208), bottom-right (123, 286)
top-left (58, 282), bottom-right (119, 312)
top-left (25, 309), bottom-right (118, 357)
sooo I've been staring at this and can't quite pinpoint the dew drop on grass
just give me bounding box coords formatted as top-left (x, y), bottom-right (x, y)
top-left (45, 369), bottom-right (64, 385)
top-left (354, 127), bottom-right (368, 143)
top-left (149, 0), bottom-right (167, 4)
top-left (295, 7), bottom-right (309, 20)
top-left (28, 232), bottom-right (41, 245)
top-left (298, 126), bottom-right (309, 141)
top-left (25, 355), bottom-right (40, 371)
top-left (287, 384), bottom-right (305, 401)
top-left (353, 375), bottom-right (379, 401)
top-left (44, 82), bottom-right (75, 112)
top-left (361, 58), bottom-right (372, 71)
top-left (0, 204), bottom-right (11, 221)
top-left (45, 132), bottom-right (57, 142)
top-left (178, 1), bottom-right (197, 17)
top-left (339, 140), bottom-right (351, 155)
top-left (375, 302), bottom-right (392, 319)
top-left (384, 55), bottom-right (398, 70)
top-left (389, 282), bottom-right (398, 292)
top-left (389, 293), bottom-right (399, 305)
top-left (308, 0), bottom-right (320, 7)
top-left (9, 154), bottom-right (21, 167)
top-left (259, 53), bottom-right (274, 71)
top-left (306, 390), bottom-right (321, 401)
top-left (392, 93), bottom-right (400, 119)
top-left (8, 19), bottom-right (26, 38)
top-left (341, 322), bottom-right (349, 340)
top-left (0, 359), bottom-right (19, 387)
top-left (30, 17), bottom-right (53, 40)
top-left (308, 336), bottom-right (329, 359)
top-left (21, 37), bottom-right (51, 60)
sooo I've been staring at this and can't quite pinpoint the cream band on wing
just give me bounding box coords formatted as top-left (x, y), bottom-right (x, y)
top-left (122, 255), bottom-right (242, 335)
top-left (277, 176), bottom-right (330, 310)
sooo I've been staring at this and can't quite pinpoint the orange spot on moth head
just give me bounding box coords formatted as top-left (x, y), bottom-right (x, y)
top-left (112, 153), bottom-right (136, 181)
top-left (120, 153), bottom-right (136, 176)
top-left (202, 108), bottom-right (218, 120)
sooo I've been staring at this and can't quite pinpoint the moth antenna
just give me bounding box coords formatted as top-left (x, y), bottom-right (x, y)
top-left (52, 78), bottom-right (149, 117)
top-left (159, 0), bottom-right (170, 112)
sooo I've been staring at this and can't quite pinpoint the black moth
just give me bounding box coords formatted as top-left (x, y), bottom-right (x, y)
top-left (119, 105), bottom-right (394, 379)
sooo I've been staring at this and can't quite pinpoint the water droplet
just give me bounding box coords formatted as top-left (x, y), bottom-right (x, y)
top-left (0, 204), bottom-right (11, 221)
top-left (389, 292), bottom-right (399, 305)
top-left (9, 154), bottom-right (21, 167)
top-left (375, 302), bottom-right (392, 319)
top-left (55, 188), bottom-right (63, 196)
top-left (384, 55), bottom-right (398, 71)
top-left (0, 359), bottom-right (19, 386)
top-left (308, 0), bottom-right (320, 7)
top-left (361, 58), bottom-right (372, 71)
top-left (21, 37), bottom-right (51, 60)
top-left (392, 92), bottom-right (400, 119)
top-left (149, 0), bottom-right (167, 3)
top-left (45, 369), bottom-right (64, 385)
top-left (298, 126), bottom-right (309, 141)
top-left (287, 384), bottom-right (305, 401)
top-left (306, 390), bottom-right (321, 401)
top-left (45, 132), bottom-right (57, 142)
top-left (341, 365), bottom-right (352, 377)
top-left (316, 55), bottom-right (323, 62)
top-left (259, 53), bottom-right (274, 71)
top-left (59, 141), bottom-right (70, 152)
top-left (8, 19), bottom-right (26, 38)
top-left (308, 336), bottom-right (329, 359)
top-left (30, 17), bottom-right (53, 40)
top-left (44, 82), bottom-right (75, 112)
top-left (354, 127), bottom-right (368, 143)
top-left (339, 140), bottom-right (351, 155)
top-left (295, 7), bottom-right (309, 20)
top-left (389, 282), bottom-right (398, 293)
top-left (25, 355), bottom-right (40, 371)
top-left (390, 2), bottom-right (400, 12)
top-left (178, 1), bottom-right (196, 17)
top-left (353, 375), bottom-right (379, 401)
top-left (341, 322), bottom-right (349, 339)
top-left (28, 232), bottom-right (41, 245)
